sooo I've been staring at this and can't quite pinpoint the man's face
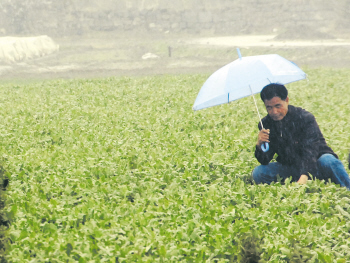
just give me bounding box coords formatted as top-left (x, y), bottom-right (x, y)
top-left (264, 96), bottom-right (289, 121)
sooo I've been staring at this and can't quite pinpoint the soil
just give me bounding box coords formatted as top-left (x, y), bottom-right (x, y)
top-left (1, 32), bottom-right (350, 81)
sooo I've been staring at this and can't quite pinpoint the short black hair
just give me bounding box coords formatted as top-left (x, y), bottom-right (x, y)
top-left (260, 83), bottom-right (288, 102)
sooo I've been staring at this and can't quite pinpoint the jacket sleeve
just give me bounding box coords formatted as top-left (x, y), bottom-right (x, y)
top-left (254, 122), bottom-right (275, 165)
top-left (294, 113), bottom-right (321, 176)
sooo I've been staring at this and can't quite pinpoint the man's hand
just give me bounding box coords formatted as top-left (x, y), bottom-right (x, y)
top-left (297, 174), bottom-right (308, 185)
top-left (257, 129), bottom-right (270, 148)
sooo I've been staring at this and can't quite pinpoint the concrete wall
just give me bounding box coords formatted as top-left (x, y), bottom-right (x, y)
top-left (0, 0), bottom-right (349, 37)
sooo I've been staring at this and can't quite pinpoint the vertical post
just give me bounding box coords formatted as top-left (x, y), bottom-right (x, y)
top-left (168, 46), bottom-right (172, 57)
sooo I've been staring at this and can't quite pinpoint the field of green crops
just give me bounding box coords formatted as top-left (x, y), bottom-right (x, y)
top-left (1, 68), bottom-right (350, 262)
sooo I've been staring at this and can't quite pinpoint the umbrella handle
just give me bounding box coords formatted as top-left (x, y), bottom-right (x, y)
top-left (261, 142), bottom-right (269, 152)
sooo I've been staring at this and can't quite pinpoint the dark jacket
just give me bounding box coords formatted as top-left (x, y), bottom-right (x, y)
top-left (255, 105), bottom-right (337, 178)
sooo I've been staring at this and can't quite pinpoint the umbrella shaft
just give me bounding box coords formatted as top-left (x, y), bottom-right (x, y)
top-left (249, 86), bottom-right (264, 130)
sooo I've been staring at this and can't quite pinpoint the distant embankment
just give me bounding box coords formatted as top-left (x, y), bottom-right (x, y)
top-left (0, 0), bottom-right (349, 37)
top-left (0, 36), bottom-right (59, 63)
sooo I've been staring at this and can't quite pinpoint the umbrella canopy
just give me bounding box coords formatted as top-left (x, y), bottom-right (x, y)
top-left (193, 53), bottom-right (306, 111)
top-left (192, 50), bottom-right (307, 152)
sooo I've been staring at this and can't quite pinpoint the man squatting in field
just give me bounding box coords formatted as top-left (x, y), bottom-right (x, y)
top-left (252, 83), bottom-right (350, 189)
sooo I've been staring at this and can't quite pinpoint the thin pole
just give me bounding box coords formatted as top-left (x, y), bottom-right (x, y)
top-left (249, 85), bottom-right (264, 129)
top-left (168, 46), bottom-right (172, 57)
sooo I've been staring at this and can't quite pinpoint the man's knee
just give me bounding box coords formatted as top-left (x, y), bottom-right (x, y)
top-left (252, 165), bottom-right (266, 184)
top-left (318, 153), bottom-right (350, 189)
top-left (318, 154), bottom-right (341, 169)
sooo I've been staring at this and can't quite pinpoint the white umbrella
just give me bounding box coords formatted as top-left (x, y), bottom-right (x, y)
top-left (193, 48), bottom-right (307, 151)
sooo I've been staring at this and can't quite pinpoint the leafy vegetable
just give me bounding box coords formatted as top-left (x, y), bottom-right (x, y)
top-left (1, 69), bottom-right (350, 262)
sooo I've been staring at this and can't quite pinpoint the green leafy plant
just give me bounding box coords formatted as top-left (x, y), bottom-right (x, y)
top-left (0, 69), bottom-right (350, 261)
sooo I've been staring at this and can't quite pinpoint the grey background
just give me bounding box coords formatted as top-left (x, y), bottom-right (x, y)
top-left (1, 0), bottom-right (349, 37)
top-left (1, 0), bottom-right (350, 79)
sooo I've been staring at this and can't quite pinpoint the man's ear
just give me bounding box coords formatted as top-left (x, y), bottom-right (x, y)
top-left (285, 97), bottom-right (289, 103)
